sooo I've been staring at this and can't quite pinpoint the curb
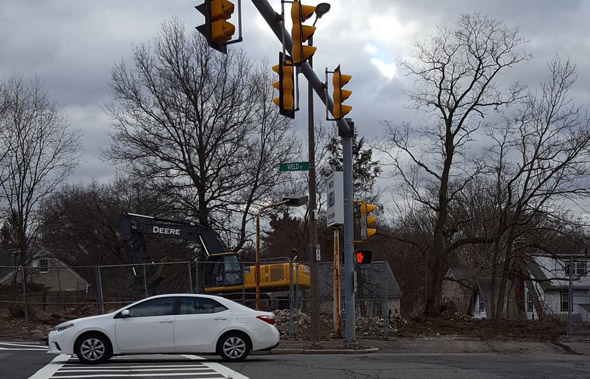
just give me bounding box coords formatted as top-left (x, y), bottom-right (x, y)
top-left (255, 347), bottom-right (380, 355)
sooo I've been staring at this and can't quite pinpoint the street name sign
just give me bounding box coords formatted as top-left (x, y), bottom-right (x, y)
top-left (279, 162), bottom-right (309, 171)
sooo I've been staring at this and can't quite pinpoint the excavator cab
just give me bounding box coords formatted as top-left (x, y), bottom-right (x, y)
top-left (205, 253), bottom-right (243, 288)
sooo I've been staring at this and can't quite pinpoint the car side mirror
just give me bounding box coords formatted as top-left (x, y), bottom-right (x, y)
top-left (121, 309), bottom-right (130, 318)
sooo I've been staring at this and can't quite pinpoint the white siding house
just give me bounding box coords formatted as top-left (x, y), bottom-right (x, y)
top-left (526, 254), bottom-right (590, 322)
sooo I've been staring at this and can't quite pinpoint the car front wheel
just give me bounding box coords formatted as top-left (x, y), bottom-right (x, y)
top-left (218, 332), bottom-right (250, 362)
top-left (75, 333), bottom-right (112, 364)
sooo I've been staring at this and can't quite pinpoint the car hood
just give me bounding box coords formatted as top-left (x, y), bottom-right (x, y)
top-left (54, 312), bottom-right (114, 329)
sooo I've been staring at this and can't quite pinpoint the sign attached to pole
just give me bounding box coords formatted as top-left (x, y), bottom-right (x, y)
top-left (326, 171), bottom-right (344, 227)
top-left (279, 162), bottom-right (309, 171)
top-left (315, 243), bottom-right (321, 261)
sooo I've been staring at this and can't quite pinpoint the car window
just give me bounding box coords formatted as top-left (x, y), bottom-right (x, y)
top-left (179, 297), bottom-right (227, 315)
top-left (127, 297), bottom-right (175, 317)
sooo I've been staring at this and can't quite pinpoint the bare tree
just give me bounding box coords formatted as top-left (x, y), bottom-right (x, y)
top-left (0, 75), bottom-right (82, 266)
top-left (378, 13), bottom-right (529, 316)
top-left (485, 56), bottom-right (590, 319)
top-left (105, 20), bottom-right (298, 250)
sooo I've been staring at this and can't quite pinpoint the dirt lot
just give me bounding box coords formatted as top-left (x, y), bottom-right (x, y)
top-left (0, 307), bottom-right (585, 343)
top-left (274, 310), bottom-right (584, 342)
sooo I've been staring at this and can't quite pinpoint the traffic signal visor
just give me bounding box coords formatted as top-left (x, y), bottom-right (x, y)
top-left (210, 0), bottom-right (235, 44)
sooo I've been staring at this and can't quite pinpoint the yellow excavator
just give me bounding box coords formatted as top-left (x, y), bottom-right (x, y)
top-left (118, 212), bottom-right (310, 294)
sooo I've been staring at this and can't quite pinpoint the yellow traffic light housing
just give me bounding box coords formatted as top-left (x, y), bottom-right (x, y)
top-left (291, 0), bottom-right (317, 65)
top-left (196, 0), bottom-right (241, 54)
top-left (272, 53), bottom-right (295, 119)
top-left (360, 201), bottom-right (377, 240)
top-left (332, 65), bottom-right (352, 120)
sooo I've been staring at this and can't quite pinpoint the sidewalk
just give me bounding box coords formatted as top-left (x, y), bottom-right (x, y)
top-left (263, 336), bottom-right (590, 356)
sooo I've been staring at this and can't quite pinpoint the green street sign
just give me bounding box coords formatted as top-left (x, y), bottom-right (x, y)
top-left (279, 162), bottom-right (309, 172)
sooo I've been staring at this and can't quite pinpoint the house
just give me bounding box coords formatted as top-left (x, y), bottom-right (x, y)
top-left (442, 267), bottom-right (521, 319)
top-left (524, 253), bottom-right (590, 322)
top-left (442, 267), bottom-right (475, 315)
top-left (0, 248), bottom-right (89, 293)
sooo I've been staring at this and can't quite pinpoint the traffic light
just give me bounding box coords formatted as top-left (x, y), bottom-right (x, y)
top-left (360, 201), bottom-right (377, 240)
top-left (272, 53), bottom-right (295, 119)
top-left (355, 250), bottom-right (372, 264)
top-left (332, 65), bottom-right (352, 119)
top-left (291, 0), bottom-right (317, 65)
top-left (196, 0), bottom-right (236, 53)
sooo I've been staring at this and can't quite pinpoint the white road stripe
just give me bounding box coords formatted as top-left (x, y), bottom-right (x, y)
top-left (59, 365), bottom-right (211, 370)
top-left (0, 342), bottom-right (48, 349)
top-left (184, 355), bottom-right (250, 379)
top-left (29, 354), bottom-right (70, 379)
top-left (48, 373), bottom-right (220, 378)
top-left (0, 347), bottom-right (51, 351)
top-left (56, 367), bottom-right (212, 372)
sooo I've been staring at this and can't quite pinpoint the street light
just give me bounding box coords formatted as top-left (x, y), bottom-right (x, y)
top-left (312, 3), bottom-right (331, 26)
top-left (255, 195), bottom-right (308, 310)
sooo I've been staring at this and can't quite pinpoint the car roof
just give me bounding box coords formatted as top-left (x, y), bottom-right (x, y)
top-left (138, 293), bottom-right (251, 308)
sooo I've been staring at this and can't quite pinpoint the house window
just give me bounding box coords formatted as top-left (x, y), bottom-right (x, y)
top-left (560, 291), bottom-right (572, 312)
top-left (565, 261), bottom-right (586, 276)
top-left (39, 258), bottom-right (49, 274)
top-left (478, 294), bottom-right (485, 312)
top-left (526, 291), bottom-right (534, 312)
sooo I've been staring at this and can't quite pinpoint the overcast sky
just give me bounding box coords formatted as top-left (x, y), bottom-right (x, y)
top-left (1, 0), bottom-right (589, 184)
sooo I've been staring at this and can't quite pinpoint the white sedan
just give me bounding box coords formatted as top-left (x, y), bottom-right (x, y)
top-left (47, 294), bottom-right (280, 364)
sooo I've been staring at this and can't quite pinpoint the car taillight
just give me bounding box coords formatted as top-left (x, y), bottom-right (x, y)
top-left (256, 315), bottom-right (275, 325)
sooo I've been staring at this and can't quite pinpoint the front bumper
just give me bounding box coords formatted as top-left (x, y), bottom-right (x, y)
top-left (47, 330), bottom-right (74, 355)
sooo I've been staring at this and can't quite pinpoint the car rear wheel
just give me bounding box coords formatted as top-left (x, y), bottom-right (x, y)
top-left (75, 333), bottom-right (112, 364)
top-left (218, 332), bottom-right (250, 362)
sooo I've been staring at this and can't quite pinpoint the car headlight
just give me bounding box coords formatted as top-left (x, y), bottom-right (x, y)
top-left (52, 323), bottom-right (75, 332)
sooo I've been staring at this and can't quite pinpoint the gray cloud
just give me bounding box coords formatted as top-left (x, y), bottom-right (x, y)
top-left (1, 0), bottom-right (588, 184)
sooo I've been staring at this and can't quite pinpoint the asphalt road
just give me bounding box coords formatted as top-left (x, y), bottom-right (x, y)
top-left (0, 342), bottom-right (55, 379)
top-left (3, 341), bottom-right (590, 379)
top-left (225, 352), bottom-right (590, 379)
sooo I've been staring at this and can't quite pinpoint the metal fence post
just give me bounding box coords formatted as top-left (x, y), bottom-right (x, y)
top-left (568, 256), bottom-right (573, 339)
top-left (56, 265), bottom-right (65, 318)
top-left (20, 266), bottom-right (30, 338)
top-left (187, 262), bottom-right (193, 294)
top-left (143, 265), bottom-right (148, 298)
top-left (382, 262), bottom-right (388, 340)
top-left (95, 266), bottom-right (104, 314)
top-left (288, 259), bottom-right (293, 338)
top-left (241, 263), bottom-right (246, 306)
top-left (195, 260), bottom-right (199, 294)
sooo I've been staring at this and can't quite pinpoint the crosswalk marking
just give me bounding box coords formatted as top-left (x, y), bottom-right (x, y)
top-left (32, 355), bottom-right (246, 379)
top-left (0, 341), bottom-right (48, 351)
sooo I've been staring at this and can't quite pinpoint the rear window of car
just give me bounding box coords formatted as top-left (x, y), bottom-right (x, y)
top-left (179, 297), bottom-right (227, 314)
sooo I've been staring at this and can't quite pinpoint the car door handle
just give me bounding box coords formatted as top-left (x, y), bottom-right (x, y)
top-left (213, 317), bottom-right (228, 321)
top-left (159, 320), bottom-right (174, 323)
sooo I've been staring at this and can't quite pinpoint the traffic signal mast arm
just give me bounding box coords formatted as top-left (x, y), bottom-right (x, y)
top-left (251, 0), bottom-right (352, 137)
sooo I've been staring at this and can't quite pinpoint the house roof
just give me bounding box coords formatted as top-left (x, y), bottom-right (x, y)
top-left (523, 258), bottom-right (558, 291)
top-left (0, 247), bottom-right (89, 286)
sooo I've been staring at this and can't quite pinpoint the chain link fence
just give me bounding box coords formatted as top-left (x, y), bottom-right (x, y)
top-left (0, 260), bottom-right (398, 340)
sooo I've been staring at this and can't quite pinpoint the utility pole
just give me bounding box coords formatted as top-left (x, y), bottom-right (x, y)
top-left (308, 34), bottom-right (321, 346)
top-left (252, 0), bottom-right (356, 345)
